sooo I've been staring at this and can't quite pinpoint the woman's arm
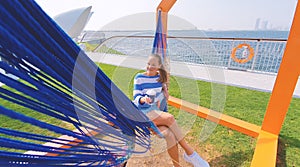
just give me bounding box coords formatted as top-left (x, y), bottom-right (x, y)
top-left (133, 74), bottom-right (152, 106)
top-left (162, 83), bottom-right (169, 99)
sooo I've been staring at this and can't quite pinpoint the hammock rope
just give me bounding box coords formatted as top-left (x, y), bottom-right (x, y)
top-left (0, 0), bottom-right (160, 166)
top-left (152, 10), bottom-right (167, 63)
top-left (152, 10), bottom-right (169, 112)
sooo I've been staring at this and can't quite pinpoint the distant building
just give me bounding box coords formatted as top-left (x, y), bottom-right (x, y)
top-left (255, 18), bottom-right (260, 30)
top-left (255, 18), bottom-right (276, 30)
top-left (261, 20), bottom-right (269, 30)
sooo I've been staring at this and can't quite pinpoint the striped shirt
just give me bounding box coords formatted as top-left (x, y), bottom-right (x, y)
top-left (133, 73), bottom-right (163, 113)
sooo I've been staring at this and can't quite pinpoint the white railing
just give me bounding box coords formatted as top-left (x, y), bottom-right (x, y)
top-left (93, 36), bottom-right (286, 75)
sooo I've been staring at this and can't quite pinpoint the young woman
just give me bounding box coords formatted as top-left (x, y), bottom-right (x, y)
top-left (133, 54), bottom-right (209, 167)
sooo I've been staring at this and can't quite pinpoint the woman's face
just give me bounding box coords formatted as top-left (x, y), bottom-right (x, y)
top-left (146, 56), bottom-right (160, 75)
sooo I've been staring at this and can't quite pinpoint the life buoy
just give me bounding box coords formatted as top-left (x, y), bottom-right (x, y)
top-left (231, 43), bottom-right (255, 64)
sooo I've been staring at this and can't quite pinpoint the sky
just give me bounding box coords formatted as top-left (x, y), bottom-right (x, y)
top-left (35, 0), bottom-right (298, 31)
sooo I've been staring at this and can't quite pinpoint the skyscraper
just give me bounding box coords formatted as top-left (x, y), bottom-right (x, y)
top-left (261, 20), bottom-right (269, 30)
top-left (255, 18), bottom-right (260, 30)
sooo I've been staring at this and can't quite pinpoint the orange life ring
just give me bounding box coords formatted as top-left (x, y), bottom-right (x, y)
top-left (231, 43), bottom-right (255, 64)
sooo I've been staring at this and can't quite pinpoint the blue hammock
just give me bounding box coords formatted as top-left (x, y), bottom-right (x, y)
top-left (0, 0), bottom-right (160, 166)
top-left (152, 10), bottom-right (167, 63)
top-left (152, 10), bottom-right (168, 112)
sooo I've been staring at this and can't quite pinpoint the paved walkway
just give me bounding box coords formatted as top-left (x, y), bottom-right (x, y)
top-left (1, 53), bottom-right (299, 97)
top-left (87, 52), bottom-right (300, 98)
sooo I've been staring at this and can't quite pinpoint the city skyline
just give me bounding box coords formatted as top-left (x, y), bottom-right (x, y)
top-left (254, 18), bottom-right (289, 31)
top-left (35, 0), bottom-right (297, 31)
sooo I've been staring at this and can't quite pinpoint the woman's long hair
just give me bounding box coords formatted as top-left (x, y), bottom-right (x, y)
top-left (150, 54), bottom-right (168, 83)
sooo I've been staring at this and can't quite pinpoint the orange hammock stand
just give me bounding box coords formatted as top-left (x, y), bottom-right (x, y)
top-left (158, 0), bottom-right (300, 167)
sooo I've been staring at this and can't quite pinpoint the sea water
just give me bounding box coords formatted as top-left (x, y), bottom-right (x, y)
top-left (88, 30), bottom-right (289, 74)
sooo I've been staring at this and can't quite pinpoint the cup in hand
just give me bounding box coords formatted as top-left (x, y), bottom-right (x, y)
top-left (146, 89), bottom-right (156, 104)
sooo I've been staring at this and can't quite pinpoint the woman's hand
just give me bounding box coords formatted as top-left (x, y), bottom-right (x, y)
top-left (140, 96), bottom-right (153, 104)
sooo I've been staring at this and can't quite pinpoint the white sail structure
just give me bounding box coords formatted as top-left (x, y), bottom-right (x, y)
top-left (53, 6), bottom-right (93, 39)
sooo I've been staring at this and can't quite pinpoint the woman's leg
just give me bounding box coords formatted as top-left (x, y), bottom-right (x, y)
top-left (148, 111), bottom-right (194, 155)
top-left (158, 126), bottom-right (180, 167)
top-left (149, 111), bottom-right (210, 167)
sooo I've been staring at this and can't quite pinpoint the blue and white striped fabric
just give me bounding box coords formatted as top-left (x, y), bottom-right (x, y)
top-left (0, 0), bottom-right (160, 166)
top-left (133, 73), bottom-right (163, 113)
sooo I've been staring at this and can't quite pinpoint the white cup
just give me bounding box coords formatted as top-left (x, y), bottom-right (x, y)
top-left (146, 89), bottom-right (156, 104)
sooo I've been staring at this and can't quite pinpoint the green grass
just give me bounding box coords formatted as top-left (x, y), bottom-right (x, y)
top-left (83, 42), bottom-right (124, 55)
top-left (0, 82), bottom-right (73, 153)
top-left (0, 62), bottom-right (299, 166)
top-left (98, 63), bottom-right (300, 167)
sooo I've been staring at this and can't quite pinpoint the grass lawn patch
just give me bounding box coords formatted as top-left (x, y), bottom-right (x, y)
top-left (98, 63), bottom-right (300, 167)
top-left (1, 62), bottom-right (299, 166)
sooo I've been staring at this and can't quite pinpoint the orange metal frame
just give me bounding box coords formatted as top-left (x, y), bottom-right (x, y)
top-left (168, 96), bottom-right (261, 138)
top-left (156, 0), bottom-right (176, 35)
top-left (251, 1), bottom-right (300, 166)
top-left (158, 0), bottom-right (300, 166)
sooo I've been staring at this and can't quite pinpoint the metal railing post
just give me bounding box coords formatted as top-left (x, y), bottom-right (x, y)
top-left (251, 40), bottom-right (260, 71)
